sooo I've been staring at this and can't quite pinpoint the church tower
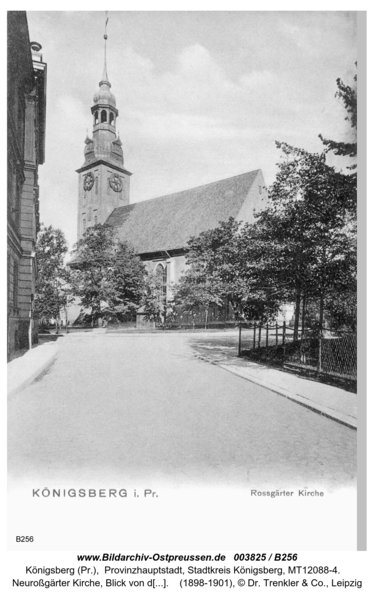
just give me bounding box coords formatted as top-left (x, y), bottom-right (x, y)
top-left (76, 30), bottom-right (131, 239)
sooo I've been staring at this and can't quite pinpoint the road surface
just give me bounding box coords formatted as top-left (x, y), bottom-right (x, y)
top-left (8, 332), bottom-right (356, 490)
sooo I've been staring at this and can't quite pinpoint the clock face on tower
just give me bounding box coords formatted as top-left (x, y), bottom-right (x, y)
top-left (83, 172), bottom-right (94, 191)
top-left (109, 173), bottom-right (122, 193)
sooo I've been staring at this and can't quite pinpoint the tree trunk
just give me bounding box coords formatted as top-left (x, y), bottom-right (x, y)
top-left (301, 293), bottom-right (307, 336)
top-left (318, 293), bottom-right (324, 373)
top-left (54, 312), bottom-right (60, 334)
top-left (293, 288), bottom-right (301, 341)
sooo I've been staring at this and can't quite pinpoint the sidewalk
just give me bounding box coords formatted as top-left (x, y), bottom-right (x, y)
top-left (8, 338), bottom-right (61, 399)
top-left (193, 346), bottom-right (357, 430)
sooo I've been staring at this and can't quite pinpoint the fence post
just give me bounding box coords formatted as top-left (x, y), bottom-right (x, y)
top-left (266, 323), bottom-right (269, 349)
top-left (283, 321), bottom-right (286, 359)
top-left (253, 324), bottom-right (256, 350)
top-left (276, 322), bottom-right (278, 346)
top-left (258, 324), bottom-right (262, 348)
top-left (238, 324), bottom-right (242, 357)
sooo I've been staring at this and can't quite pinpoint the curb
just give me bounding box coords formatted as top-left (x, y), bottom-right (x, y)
top-left (195, 354), bottom-right (357, 431)
top-left (7, 340), bottom-right (61, 399)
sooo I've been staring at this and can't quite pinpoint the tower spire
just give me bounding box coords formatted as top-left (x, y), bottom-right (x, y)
top-left (76, 10), bottom-right (130, 242)
top-left (100, 11), bottom-right (110, 87)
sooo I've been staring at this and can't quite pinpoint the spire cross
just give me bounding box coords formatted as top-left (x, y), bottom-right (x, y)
top-left (101, 11), bottom-right (110, 86)
top-left (104, 11), bottom-right (108, 62)
top-left (105, 11), bottom-right (108, 35)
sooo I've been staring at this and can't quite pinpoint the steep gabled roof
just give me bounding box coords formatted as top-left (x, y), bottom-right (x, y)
top-left (105, 170), bottom-right (260, 255)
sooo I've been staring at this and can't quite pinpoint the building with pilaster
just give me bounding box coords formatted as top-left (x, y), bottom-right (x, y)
top-left (7, 12), bottom-right (47, 358)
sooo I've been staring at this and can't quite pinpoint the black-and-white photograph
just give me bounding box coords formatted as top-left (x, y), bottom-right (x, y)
top-left (7, 9), bottom-right (360, 552)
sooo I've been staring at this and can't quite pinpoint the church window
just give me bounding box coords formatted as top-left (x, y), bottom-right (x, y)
top-left (83, 219), bottom-right (86, 232)
top-left (155, 264), bottom-right (167, 303)
top-left (101, 110), bottom-right (107, 123)
top-left (94, 215), bottom-right (98, 225)
top-left (110, 112), bottom-right (115, 126)
top-left (94, 110), bottom-right (99, 125)
top-left (259, 185), bottom-right (262, 195)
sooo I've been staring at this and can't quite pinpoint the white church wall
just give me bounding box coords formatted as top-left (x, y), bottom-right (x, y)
top-left (172, 255), bottom-right (187, 283)
top-left (236, 169), bottom-right (268, 226)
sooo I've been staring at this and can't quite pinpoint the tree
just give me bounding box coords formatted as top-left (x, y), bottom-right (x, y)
top-left (256, 142), bottom-right (356, 336)
top-left (174, 219), bottom-right (237, 324)
top-left (35, 225), bottom-right (71, 328)
top-left (173, 266), bottom-right (223, 329)
top-left (140, 270), bottom-right (167, 325)
top-left (319, 65), bottom-right (357, 160)
top-left (168, 69), bottom-right (358, 334)
top-left (69, 224), bottom-right (145, 324)
top-left (173, 141), bottom-right (356, 337)
top-left (173, 218), bottom-right (281, 324)
top-left (317, 66), bottom-right (357, 329)
top-left (107, 241), bottom-right (146, 319)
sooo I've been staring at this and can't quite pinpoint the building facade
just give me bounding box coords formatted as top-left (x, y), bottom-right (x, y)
top-left (7, 12), bottom-right (47, 358)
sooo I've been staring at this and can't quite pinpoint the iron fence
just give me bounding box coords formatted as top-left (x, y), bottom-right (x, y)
top-left (238, 323), bottom-right (357, 382)
top-left (238, 322), bottom-right (294, 355)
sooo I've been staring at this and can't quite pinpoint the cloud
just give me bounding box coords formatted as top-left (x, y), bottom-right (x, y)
top-left (33, 12), bottom-right (356, 251)
top-left (178, 43), bottom-right (213, 73)
top-left (111, 43), bottom-right (289, 140)
top-left (47, 95), bottom-right (88, 169)
top-left (55, 95), bottom-right (87, 124)
top-left (239, 70), bottom-right (276, 89)
top-left (114, 43), bottom-right (240, 117)
top-left (278, 13), bottom-right (356, 61)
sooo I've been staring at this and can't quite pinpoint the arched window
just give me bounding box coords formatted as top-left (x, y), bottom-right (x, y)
top-left (101, 110), bottom-right (107, 123)
top-left (83, 219), bottom-right (86, 232)
top-left (110, 112), bottom-right (115, 126)
top-left (94, 110), bottom-right (99, 125)
top-left (94, 215), bottom-right (98, 225)
top-left (155, 264), bottom-right (167, 303)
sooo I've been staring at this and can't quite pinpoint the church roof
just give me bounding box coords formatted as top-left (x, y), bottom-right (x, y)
top-left (105, 170), bottom-right (260, 255)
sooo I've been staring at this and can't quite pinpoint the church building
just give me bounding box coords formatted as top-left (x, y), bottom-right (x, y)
top-left (74, 42), bottom-right (269, 327)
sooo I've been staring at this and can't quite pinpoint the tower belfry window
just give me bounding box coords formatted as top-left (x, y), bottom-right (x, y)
top-left (110, 112), bottom-right (114, 126)
top-left (94, 110), bottom-right (99, 124)
top-left (101, 110), bottom-right (107, 123)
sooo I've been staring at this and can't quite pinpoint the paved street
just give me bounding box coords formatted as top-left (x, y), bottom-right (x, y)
top-left (8, 332), bottom-right (356, 490)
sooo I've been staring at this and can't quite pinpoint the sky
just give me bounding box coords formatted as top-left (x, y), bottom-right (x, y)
top-left (26, 11), bottom-right (357, 250)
